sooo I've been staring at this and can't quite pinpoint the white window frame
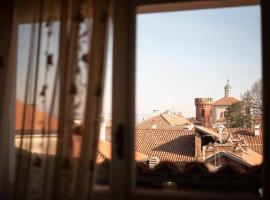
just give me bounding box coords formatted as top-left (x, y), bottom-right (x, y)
top-left (111, 1), bottom-right (269, 200)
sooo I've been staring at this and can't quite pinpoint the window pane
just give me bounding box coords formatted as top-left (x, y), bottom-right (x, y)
top-left (135, 5), bottom-right (263, 194)
top-left (14, 17), bottom-right (112, 197)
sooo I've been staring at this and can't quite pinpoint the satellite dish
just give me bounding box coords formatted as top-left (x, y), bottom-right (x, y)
top-left (218, 125), bottom-right (225, 133)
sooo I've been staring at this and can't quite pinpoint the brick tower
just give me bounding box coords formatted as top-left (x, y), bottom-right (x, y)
top-left (195, 98), bottom-right (213, 128)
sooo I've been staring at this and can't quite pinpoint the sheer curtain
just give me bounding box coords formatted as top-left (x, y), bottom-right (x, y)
top-left (0, 0), bottom-right (110, 199)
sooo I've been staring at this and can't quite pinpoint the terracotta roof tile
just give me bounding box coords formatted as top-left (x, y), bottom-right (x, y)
top-left (105, 127), bottom-right (262, 170)
top-left (212, 97), bottom-right (239, 106)
top-left (197, 126), bottom-right (263, 154)
top-left (16, 100), bottom-right (58, 131)
top-left (133, 129), bottom-right (195, 169)
top-left (205, 149), bottom-right (262, 167)
top-left (161, 113), bottom-right (191, 126)
top-left (226, 128), bottom-right (263, 154)
top-left (72, 135), bottom-right (148, 162)
top-left (106, 128), bottom-right (263, 170)
top-left (136, 112), bottom-right (190, 130)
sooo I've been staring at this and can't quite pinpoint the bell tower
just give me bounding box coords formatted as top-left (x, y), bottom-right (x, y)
top-left (224, 79), bottom-right (232, 97)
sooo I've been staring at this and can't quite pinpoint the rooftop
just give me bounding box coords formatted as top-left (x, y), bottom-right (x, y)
top-left (136, 111), bottom-right (191, 130)
top-left (212, 96), bottom-right (239, 106)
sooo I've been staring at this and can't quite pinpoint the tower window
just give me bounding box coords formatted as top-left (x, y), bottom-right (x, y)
top-left (201, 109), bottom-right (205, 117)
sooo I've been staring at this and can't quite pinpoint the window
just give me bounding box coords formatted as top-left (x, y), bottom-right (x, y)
top-left (136, 4), bottom-right (262, 191)
top-left (220, 112), bottom-right (224, 118)
top-left (1, 0), bottom-right (269, 199)
top-left (112, 0), bottom-right (268, 200)
top-left (202, 109), bottom-right (205, 117)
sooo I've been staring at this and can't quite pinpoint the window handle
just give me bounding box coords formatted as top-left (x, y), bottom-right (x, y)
top-left (115, 124), bottom-right (124, 159)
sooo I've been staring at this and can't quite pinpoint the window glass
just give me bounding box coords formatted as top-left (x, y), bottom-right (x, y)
top-left (135, 5), bottom-right (263, 194)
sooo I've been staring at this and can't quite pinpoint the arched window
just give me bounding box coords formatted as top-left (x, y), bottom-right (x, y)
top-left (201, 109), bottom-right (205, 117)
top-left (220, 112), bottom-right (224, 118)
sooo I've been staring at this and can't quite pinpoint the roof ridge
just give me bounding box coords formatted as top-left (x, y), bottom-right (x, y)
top-left (136, 114), bottom-right (161, 125)
top-left (160, 113), bottom-right (172, 125)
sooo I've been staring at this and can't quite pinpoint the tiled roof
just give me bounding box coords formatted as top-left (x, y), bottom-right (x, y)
top-left (161, 113), bottom-right (191, 126)
top-left (135, 129), bottom-right (195, 169)
top-left (197, 126), bottom-right (263, 154)
top-left (16, 100), bottom-right (58, 131)
top-left (205, 149), bottom-right (262, 167)
top-left (226, 128), bottom-right (263, 154)
top-left (136, 112), bottom-right (190, 130)
top-left (212, 97), bottom-right (239, 106)
top-left (72, 134), bottom-right (149, 162)
top-left (105, 127), bottom-right (262, 170)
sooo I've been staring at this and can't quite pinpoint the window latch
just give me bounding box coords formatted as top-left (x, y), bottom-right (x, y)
top-left (115, 124), bottom-right (124, 159)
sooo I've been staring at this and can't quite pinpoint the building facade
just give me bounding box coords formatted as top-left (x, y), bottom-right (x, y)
top-left (212, 80), bottom-right (239, 127)
top-left (195, 80), bottom-right (240, 128)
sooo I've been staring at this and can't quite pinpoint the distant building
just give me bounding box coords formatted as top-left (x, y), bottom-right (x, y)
top-left (212, 80), bottom-right (239, 127)
top-left (101, 126), bottom-right (263, 172)
top-left (194, 126), bottom-right (262, 172)
top-left (136, 110), bottom-right (192, 130)
top-left (194, 80), bottom-right (254, 128)
top-left (194, 98), bottom-right (213, 128)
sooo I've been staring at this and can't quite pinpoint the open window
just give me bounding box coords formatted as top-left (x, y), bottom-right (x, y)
top-left (1, 0), bottom-right (269, 199)
top-left (112, 0), bottom-right (269, 200)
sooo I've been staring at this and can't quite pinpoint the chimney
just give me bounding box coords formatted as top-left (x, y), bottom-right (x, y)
top-left (202, 146), bottom-right (206, 161)
top-left (188, 123), bottom-right (194, 131)
top-left (99, 115), bottom-right (106, 141)
top-left (149, 156), bottom-right (160, 169)
top-left (195, 130), bottom-right (202, 160)
top-left (254, 125), bottom-right (260, 136)
top-left (151, 120), bottom-right (157, 129)
top-left (151, 124), bottom-right (157, 129)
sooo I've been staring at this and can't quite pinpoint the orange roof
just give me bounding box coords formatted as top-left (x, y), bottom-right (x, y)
top-left (16, 100), bottom-right (58, 131)
top-left (205, 149), bottom-right (262, 167)
top-left (161, 113), bottom-right (191, 126)
top-left (212, 97), bottom-right (239, 106)
top-left (71, 135), bottom-right (149, 162)
top-left (136, 112), bottom-right (190, 130)
top-left (103, 128), bottom-right (196, 169)
top-left (226, 128), bottom-right (263, 154)
top-left (72, 126), bottom-right (263, 170)
top-left (197, 126), bottom-right (263, 155)
top-left (98, 140), bottom-right (149, 161)
top-left (135, 129), bottom-right (195, 169)
top-left (105, 127), bottom-right (263, 170)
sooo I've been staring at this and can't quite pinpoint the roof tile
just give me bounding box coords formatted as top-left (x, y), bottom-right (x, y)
top-left (212, 97), bottom-right (239, 106)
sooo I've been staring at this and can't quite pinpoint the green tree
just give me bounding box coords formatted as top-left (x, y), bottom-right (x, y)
top-left (225, 102), bottom-right (252, 128)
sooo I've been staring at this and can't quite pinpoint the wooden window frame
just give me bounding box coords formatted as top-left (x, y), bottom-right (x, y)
top-left (111, 0), bottom-right (270, 200)
top-left (1, 0), bottom-right (269, 199)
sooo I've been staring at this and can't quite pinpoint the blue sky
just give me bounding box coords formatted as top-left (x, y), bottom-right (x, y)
top-left (135, 5), bottom-right (261, 120)
top-left (17, 5), bottom-right (261, 121)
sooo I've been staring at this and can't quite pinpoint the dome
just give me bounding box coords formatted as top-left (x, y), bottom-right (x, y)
top-left (224, 79), bottom-right (232, 90)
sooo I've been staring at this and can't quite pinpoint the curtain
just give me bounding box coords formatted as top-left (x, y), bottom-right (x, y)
top-left (0, 0), bottom-right (110, 199)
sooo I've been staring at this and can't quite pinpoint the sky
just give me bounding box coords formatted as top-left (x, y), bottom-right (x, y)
top-left (17, 5), bottom-right (262, 122)
top-left (135, 5), bottom-right (261, 121)
top-left (17, 22), bottom-right (89, 118)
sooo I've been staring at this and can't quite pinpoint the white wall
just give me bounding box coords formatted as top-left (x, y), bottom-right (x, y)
top-left (212, 105), bottom-right (228, 124)
top-left (14, 134), bottom-right (58, 155)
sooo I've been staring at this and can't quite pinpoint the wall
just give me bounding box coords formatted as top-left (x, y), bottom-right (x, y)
top-left (14, 134), bottom-right (57, 155)
top-left (212, 105), bottom-right (228, 126)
